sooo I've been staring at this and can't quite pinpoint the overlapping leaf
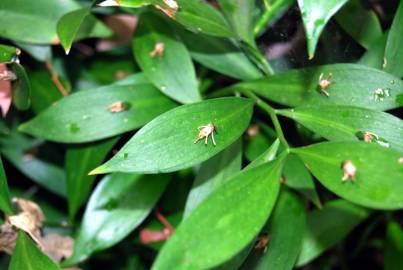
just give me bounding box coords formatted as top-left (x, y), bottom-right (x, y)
top-left (217, 0), bottom-right (255, 43)
top-left (243, 188), bottom-right (306, 270)
top-left (19, 84), bottom-right (176, 143)
top-left (152, 158), bottom-right (285, 270)
top-left (384, 0), bottom-right (403, 78)
top-left (283, 154), bottom-right (321, 207)
top-left (0, 0), bottom-right (80, 44)
top-left (296, 199), bottom-right (370, 266)
top-left (184, 140), bottom-right (242, 217)
top-left (230, 64), bottom-right (403, 111)
top-left (65, 138), bottom-right (117, 220)
top-left (9, 232), bottom-right (60, 270)
top-left (133, 13), bottom-right (200, 104)
top-left (335, 0), bottom-right (382, 50)
top-left (278, 105), bottom-right (403, 152)
top-left (64, 173), bottom-right (170, 265)
top-left (0, 133), bottom-right (67, 197)
top-left (176, 29), bottom-right (262, 80)
top-left (57, 6), bottom-right (112, 54)
top-left (173, 0), bottom-right (234, 38)
top-left (91, 97), bottom-right (254, 174)
top-left (294, 141), bottom-right (403, 209)
top-left (10, 63), bottom-right (31, 110)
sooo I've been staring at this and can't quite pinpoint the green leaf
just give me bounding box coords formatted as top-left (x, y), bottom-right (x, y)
top-left (335, 0), bottom-right (382, 50)
top-left (0, 0), bottom-right (79, 44)
top-left (133, 13), bottom-right (200, 104)
top-left (176, 29), bottom-right (262, 80)
top-left (91, 97), bottom-right (253, 174)
top-left (64, 173), bottom-right (170, 265)
top-left (173, 0), bottom-right (234, 38)
top-left (0, 129), bottom-right (66, 197)
top-left (10, 63), bottom-right (31, 110)
top-left (230, 64), bottom-right (403, 111)
top-left (57, 7), bottom-right (112, 54)
top-left (152, 158), bottom-right (285, 270)
top-left (66, 138), bottom-right (117, 220)
top-left (0, 44), bottom-right (19, 63)
top-left (293, 141), bottom-right (403, 210)
top-left (384, 0), bottom-right (403, 78)
top-left (358, 33), bottom-right (388, 69)
top-left (278, 105), bottom-right (403, 152)
top-left (244, 123), bottom-right (277, 162)
top-left (214, 245), bottom-right (253, 270)
top-left (246, 138), bottom-right (280, 170)
top-left (9, 232), bottom-right (60, 270)
top-left (0, 156), bottom-right (13, 215)
top-left (14, 42), bottom-right (52, 62)
top-left (243, 188), bottom-right (306, 270)
top-left (283, 154), bottom-right (321, 207)
top-left (113, 73), bottom-right (149, 86)
top-left (0, 142), bottom-right (66, 197)
top-left (296, 199), bottom-right (370, 266)
top-left (29, 70), bottom-right (63, 113)
top-left (297, 0), bottom-right (348, 58)
top-left (19, 84), bottom-right (176, 143)
top-left (217, 0), bottom-right (255, 44)
top-left (254, 0), bottom-right (295, 36)
top-left (384, 221), bottom-right (403, 270)
top-left (184, 140), bottom-right (242, 218)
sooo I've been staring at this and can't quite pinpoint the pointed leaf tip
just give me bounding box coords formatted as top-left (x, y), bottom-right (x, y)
top-left (88, 166), bottom-right (106, 175)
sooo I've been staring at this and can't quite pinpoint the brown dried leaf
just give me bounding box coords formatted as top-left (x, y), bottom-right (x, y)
top-left (12, 198), bottom-right (44, 229)
top-left (0, 223), bottom-right (17, 254)
top-left (42, 233), bottom-right (74, 263)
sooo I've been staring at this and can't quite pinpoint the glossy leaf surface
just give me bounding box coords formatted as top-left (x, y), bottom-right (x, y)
top-left (152, 158), bottom-right (284, 270)
top-left (294, 141), bottom-right (403, 209)
top-left (278, 105), bottom-right (403, 152)
top-left (19, 84), bottom-right (176, 143)
top-left (0, 0), bottom-right (79, 44)
top-left (65, 173), bottom-right (170, 265)
top-left (298, 0), bottom-right (348, 58)
top-left (184, 140), bottom-right (241, 217)
top-left (92, 98), bottom-right (253, 174)
top-left (231, 64), bottom-right (403, 111)
top-left (133, 13), bottom-right (200, 104)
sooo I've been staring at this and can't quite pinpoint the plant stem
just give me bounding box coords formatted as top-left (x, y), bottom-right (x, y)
top-left (240, 90), bottom-right (290, 149)
top-left (44, 60), bottom-right (68, 97)
top-left (254, 0), bottom-right (284, 37)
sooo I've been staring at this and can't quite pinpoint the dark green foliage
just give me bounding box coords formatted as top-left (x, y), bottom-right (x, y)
top-left (0, 0), bottom-right (402, 269)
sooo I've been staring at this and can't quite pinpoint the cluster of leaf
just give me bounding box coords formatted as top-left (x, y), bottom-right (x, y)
top-left (0, 0), bottom-right (403, 269)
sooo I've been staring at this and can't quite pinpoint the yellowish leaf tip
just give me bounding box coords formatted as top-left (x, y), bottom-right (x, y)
top-left (88, 166), bottom-right (106, 175)
top-left (98, 0), bottom-right (120, 7)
